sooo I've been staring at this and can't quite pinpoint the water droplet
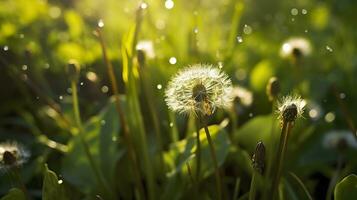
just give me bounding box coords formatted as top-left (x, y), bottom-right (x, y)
top-left (59, 96), bottom-right (63, 100)
top-left (194, 28), bottom-right (199, 34)
top-left (58, 180), bottom-right (63, 184)
top-left (101, 120), bottom-right (106, 125)
top-left (101, 85), bottom-right (109, 93)
top-left (66, 88), bottom-right (72, 94)
top-left (302, 9), bottom-right (308, 15)
top-left (237, 36), bottom-right (243, 43)
top-left (249, 113), bottom-right (253, 117)
top-left (169, 57), bottom-right (177, 65)
top-left (304, 29), bottom-right (308, 33)
top-left (165, 0), bottom-right (174, 10)
top-left (169, 122), bottom-right (174, 127)
top-left (243, 24), bottom-right (252, 35)
top-left (218, 62), bottom-right (223, 69)
top-left (80, 82), bottom-right (84, 86)
top-left (325, 112), bottom-right (335, 123)
top-left (157, 84), bottom-right (162, 90)
top-left (340, 93), bottom-right (346, 99)
top-left (98, 19), bottom-right (104, 28)
top-left (140, 2), bottom-right (148, 10)
top-left (326, 45), bottom-right (333, 52)
top-left (309, 109), bottom-right (318, 119)
top-left (3, 46), bottom-right (9, 51)
top-left (22, 65), bottom-right (28, 71)
top-left (86, 71), bottom-right (98, 82)
top-left (291, 8), bottom-right (299, 16)
top-left (291, 18), bottom-right (295, 22)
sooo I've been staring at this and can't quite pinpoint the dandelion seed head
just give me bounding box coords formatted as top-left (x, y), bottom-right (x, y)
top-left (0, 141), bottom-right (30, 171)
top-left (280, 37), bottom-right (311, 58)
top-left (136, 40), bottom-right (155, 59)
top-left (165, 64), bottom-right (233, 116)
top-left (277, 95), bottom-right (306, 122)
top-left (323, 130), bottom-right (357, 150)
top-left (231, 86), bottom-right (253, 107)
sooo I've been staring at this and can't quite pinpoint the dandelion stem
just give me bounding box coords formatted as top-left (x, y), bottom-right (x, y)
top-left (95, 28), bottom-right (145, 199)
top-left (249, 171), bottom-right (258, 200)
top-left (201, 116), bottom-right (222, 200)
top-left (233, 177), bottom-right (241, 200)
top-left (195, 119), bottom-right (201, 182)
top-left (326, 154), bottom-right (344, 200)
top-left (10, 167), bottom-right (29, 199)
top-left (272, 121), bottom-right (293, 200)
top-left (71, 80), bottom-right (112, 198)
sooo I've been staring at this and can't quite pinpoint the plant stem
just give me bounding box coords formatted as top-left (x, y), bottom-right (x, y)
top-left (195, 120), bottom-right (201, 182)
top-left (95, 28), bottom-right (145, 199)
top-left (326, 155), bottom-right (343, 200)
top-left (233, 177), bottom-right (241, 200)
top-left (71, 80), bottom-right (112, 198)
top-left (271, 121), bottom-right (293, 200)
top-left (10, 167), bottom-right (29, 199)
top-left (249, 171), bottom-right (258, 200)
top-left (201, 117), bottom-right (222, 200)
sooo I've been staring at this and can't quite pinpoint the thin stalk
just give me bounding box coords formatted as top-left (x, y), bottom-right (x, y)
top-left (195, 119), bottom-right (201, 182)
top-left (326, 155), bottom-right (343, 200)
top-left (95, 28), bottom-right (145, 199)
top-left (9, 167), bottom-right (29, 199)
top-left (169, 111), bottom-right (179, 142)
top-left (186, 162), bottom-right (195, 185)
top-left (71, 80), bottom-right (112, 198)
top-left (271, 121), bottom-right (293, 200)
top-left (201, 117), bottom-right (222, 200)
top-left (249, 171), bottom-right (258, 200)
top-left (233, 177), bottom-right (241, 200)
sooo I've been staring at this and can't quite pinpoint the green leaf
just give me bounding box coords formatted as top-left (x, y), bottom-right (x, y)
top-left (61, 98), bottom-right (124, 193)
top-left (0, 188), bottom-right (25, 200)
top-left (334, 174), bottom-right (357, 200)
top-left (165, 124), bottom-right (230, 179)
top-left (43, 165), bottom-right (66, 200)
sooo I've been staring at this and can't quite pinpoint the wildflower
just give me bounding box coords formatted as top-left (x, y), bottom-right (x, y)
top-left (266, 77), bottom-right (280, 101)
top-left (323, 130), bottom-right (357, 150)
top-left (66, 59), bottom-right (80, 82)
top-left (277, 95), bottom-right (306, 122)
top-left (0, 142), bottom-right (30, 171)
top-left (165, 64), bottom-right (233, 116)
top-left (136, 40), bottom-right (155, 59)
top-left (232, 86), bottom-right (253, 107)
top-left (280, 37), bottom-right (311, 59)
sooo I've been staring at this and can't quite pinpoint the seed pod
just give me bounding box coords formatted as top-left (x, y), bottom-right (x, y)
top-left (266, 77), bottom-right (280, 101)
top-left (67, 59), bottom-right (80, 82)
top-left (282, 104), bottom-right (298, 122)
top-left (252, 141), bottom-right (265, 174)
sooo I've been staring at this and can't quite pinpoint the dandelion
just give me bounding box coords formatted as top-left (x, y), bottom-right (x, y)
top-left (280, 37), bottom-right (311, 59)
top-left (277, 95), bottom-right (306, 122)
top-left (231, 86), bottom-right (253, 107)
top-left (266, 77), bottom-right (280, 102)
top-left (0, 141), bottom-right (30, 171)
top-left (165, 64), bottom-right (233, 200)
top-left (272, 95), bottom-right (306, 199)
top-left (165, 64), bottom-right (233, 116)
top-left (136, 40), bottom-right (155, 59)
top-left (250, 142), bottom-right (265, 200)
top-left (323, 130), bottom-right (357, 150)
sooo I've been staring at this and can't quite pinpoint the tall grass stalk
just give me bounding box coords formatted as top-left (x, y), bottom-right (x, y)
top-left (249, 171), bottom-right (258, 200)
top-left (70, 78), bottom-right (112, 198)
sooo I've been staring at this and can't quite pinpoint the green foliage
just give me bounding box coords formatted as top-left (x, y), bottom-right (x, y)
top-left (43, 165), bottom-right (66, 200)
top-left (334, 174), bottom-right (357, 200)
top-left (0, 188), bottom-right (25, 200)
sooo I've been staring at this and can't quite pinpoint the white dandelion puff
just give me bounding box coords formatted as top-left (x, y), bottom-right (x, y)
top-left (0, 141), bottom-right (30, 171)
top-left (280, 37), bottom-right (311, 58)
top-left (323, 130), bottom-right (357, 150)
top-left (277, 95), bottom-right (306, 122)
top-left (136, 40), bottom-right (155, 58)
top-left (165, 64), bottom-right (233, 116)
top-left (231, 86), bottom-right (253, 107)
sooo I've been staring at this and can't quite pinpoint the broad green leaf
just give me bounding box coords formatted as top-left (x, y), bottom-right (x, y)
top-left (334, 174), bottom-right (357, 200)
top-left (165, 124), bottom-right (230, 179)
top-left (0, 188), bottom-right (25, 200)
top-left (61, 98), bottom-right (124, 193)
top-left (43, 165), bottom-right (66, 200)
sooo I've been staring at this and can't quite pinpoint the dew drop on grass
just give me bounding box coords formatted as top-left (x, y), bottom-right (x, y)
top-left (59, 95), bottom-right (63, 100)
top-left (22, 65), bottom-right (28, 71)
top-left (156, 84), bottom-right (162, 90)
top-left (98, 19), bottom-right (104, 28)
top-left (243, 25), bottom-right (252, 35)
top-left (80, 82), bottom-right (84, 86)
top-left (3, 46), bottom-right (9, 51)
top-left (291, 8), bottom-right (298, 16)
top-left (237, 36), bottom-right (243, 43)
top-left (165, 0), bottom-right (174, 10)
top-left (169, 122), bottom-right (174, 127)
top-left (339, 93), bottom-right (346, 99)
top-left (101, 120), bottom-right (106, 125)
top-left (169, 57), bottom-right (177, 65)
top-left (140, 2), bottom-right (148, 10)
top-left (58, 180), bottom-right (63, 184)
top-left (325, 112), bottom-right (335, 123)
top-left (101, 85), bottom-right (109, 93)
top-left (326, 45), bottom-right (333, 52)
top-left (302, 9), bottom-right (308, 15)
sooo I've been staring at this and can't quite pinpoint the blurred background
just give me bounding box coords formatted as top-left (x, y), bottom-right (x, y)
top-left (1, 0), bottom-right (357, 199)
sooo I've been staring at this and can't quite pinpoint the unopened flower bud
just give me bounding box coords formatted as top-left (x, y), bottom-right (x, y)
top-left (266, 77), bottom-right (280, 101)
top-left (137, 49), bottom-right (146, 68)
top-left (252, 141), bottom-right (265, 174)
